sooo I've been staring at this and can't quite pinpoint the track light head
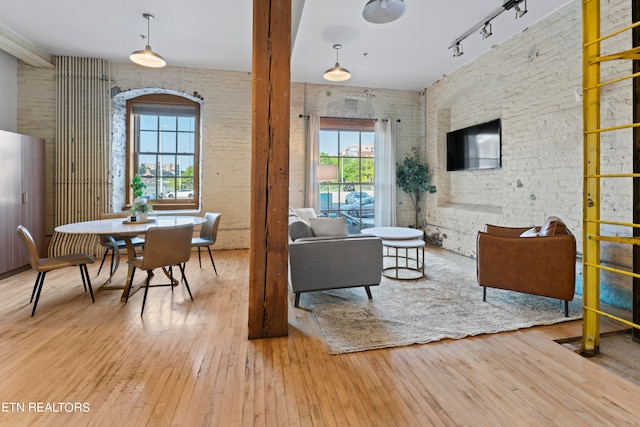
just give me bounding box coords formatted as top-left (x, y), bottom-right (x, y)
top-left (512, 0), bottom-right (527, 18)
top-left (453, 43), bottom-right (463, 58)
top-left (480, 22), bottom-right (492, 40)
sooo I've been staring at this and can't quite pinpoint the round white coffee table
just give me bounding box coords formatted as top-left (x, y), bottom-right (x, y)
top-left (361, 227), bottom-right (425, 280)
top-left (361, 226), bottom-right (423, 241)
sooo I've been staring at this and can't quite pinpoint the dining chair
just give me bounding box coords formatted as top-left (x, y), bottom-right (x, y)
top-left (126, 223), bottom-right (195, 315)
top-left (97, 212), bottom-right (145, 276)
top-left (16, 225), bottom-right (95, 317)
top-left (191, 212), bottom-right (221, 274)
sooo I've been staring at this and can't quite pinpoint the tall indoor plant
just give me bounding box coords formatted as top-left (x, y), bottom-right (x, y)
top-left (396, 150), bottom-right (436, 228)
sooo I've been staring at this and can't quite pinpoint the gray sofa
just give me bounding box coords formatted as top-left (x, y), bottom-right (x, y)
top-left (288, 209), bottom-right (383, 308)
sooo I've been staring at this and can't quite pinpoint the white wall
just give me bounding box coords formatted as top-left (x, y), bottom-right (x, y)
top-left (0, 50), bottom-right (17, 132)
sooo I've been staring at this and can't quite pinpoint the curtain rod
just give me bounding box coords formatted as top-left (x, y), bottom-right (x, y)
top-left (298, 114), bottom-right (400, 123)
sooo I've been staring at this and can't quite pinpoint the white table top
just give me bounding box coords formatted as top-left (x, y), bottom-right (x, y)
top-left (381, 239), bottom-right (425, 248)
top-left (55, 215), bottom-right (207, 236)
top-left (361, 226), bottom-right (424, 240)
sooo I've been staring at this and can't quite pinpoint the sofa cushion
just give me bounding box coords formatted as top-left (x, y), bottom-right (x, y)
top-left (539, 216), bottom-right (569, 236)
top-left (309, 217), bottom-right (348, 237)
top-left (289, 220), bottom-right (314, 241)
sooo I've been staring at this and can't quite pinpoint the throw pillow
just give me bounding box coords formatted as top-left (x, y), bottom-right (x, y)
top-left (293, 208), bottom-right (317, 225)
top-left (519, 227), bottom-right (539, 238)
top-left (289, 220), bottom-right (314, 241)
top-left (308, 217), bottom-right (348, 237)
top-left (539, 216), bottom-right (569, 236)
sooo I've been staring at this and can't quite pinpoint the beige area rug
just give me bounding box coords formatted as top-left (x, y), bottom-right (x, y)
top-left (303, 251), bottom-right (582, 354)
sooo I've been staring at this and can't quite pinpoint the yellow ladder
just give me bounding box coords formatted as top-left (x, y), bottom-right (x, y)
top-left (582, 0), bottom-right (640, 354)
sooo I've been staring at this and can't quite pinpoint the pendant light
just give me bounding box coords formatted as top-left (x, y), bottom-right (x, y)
top-left (362, 0), bottom-right (407, 24)
top-left (130, 13), bottom-right (166, 68)
top-left (323, 44), bottom-right (351, 82)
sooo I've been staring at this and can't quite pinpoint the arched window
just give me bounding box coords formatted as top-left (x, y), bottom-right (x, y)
top-left (126, 94), bottom-right (200, 210)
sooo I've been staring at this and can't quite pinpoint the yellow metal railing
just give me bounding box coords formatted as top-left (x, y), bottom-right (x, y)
top-left (582, 0), bottom-right (640, 354)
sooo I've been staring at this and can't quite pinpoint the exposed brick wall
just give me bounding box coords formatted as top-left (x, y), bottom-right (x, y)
top-left (16, 63), bottom-right (420, 250)
top-left (424, 0), bottom-right (633, 309)
top-left (424, 2), bottom-right (585, 257)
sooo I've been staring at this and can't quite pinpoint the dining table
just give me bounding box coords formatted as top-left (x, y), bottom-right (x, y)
top-left (54, 215), bottom-right (207, 300)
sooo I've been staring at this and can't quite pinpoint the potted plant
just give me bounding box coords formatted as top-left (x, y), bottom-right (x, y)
top-left (129, 174), bottom-right (153, 222)
top-left (396, 149), bottom-right (436, 229)
top-left (129, 197), bottom-right (153, 222)
top-left (130, 173), bottom-right (146, 198)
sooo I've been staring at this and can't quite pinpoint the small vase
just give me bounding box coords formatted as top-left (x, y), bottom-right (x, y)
top-left (138, 212), bottom-right (149, 223)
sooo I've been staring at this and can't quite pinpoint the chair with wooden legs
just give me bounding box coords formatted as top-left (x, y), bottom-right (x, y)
top-left (191, 212), bottom-right (221, 274)
top-left (97, 212), bottom-right (145, 276)
top-left (126, 223), bottom-right (195, 315)
top-left (16, 225), bottom-right (95, 317)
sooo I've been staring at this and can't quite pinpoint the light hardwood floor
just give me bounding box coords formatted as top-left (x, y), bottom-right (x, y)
top-left (0, 247), bottom-right (639, 426)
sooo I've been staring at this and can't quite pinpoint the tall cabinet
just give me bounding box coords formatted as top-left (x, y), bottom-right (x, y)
top-left (0, 130), bottom-right (45, 276)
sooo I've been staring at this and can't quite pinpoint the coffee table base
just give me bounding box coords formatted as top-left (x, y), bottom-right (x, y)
top-left (382, 239), bottom-right (425, 280)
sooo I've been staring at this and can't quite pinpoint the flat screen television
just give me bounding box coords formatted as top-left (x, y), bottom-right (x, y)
top-left (446, 119), bottom-right (501, 171)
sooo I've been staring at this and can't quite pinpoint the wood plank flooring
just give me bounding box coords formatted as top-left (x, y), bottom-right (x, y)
top-left (0, 248), bottom-right (639, 426)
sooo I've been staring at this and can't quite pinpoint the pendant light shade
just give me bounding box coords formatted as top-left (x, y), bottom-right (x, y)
top-left (130, 13), bottom-right (166, 68)
top-left (363, 0), bottom-right (407, 24)
top-left (323, 44), bottom-right (351, 82)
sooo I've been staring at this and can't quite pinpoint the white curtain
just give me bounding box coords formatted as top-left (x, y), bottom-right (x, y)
top-left (305, 115), bottom-right (321, 213)
top-left (374, 119), bottom-right (396, 226)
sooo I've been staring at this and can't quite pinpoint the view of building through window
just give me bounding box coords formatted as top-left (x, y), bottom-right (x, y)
top-left (319, 119), bottom-right (375, 232)
top-left (127, 94), bottom-right (200, 208)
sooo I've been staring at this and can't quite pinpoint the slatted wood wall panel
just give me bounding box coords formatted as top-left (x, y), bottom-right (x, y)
top-left (50, 57), bottom-right (112, 256)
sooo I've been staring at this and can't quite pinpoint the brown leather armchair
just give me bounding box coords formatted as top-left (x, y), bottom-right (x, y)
top-left (476, 217), bottom-right (577, 316)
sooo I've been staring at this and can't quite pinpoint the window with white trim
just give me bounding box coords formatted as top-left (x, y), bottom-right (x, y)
top-left (126, 94), bottom-right (200, 210)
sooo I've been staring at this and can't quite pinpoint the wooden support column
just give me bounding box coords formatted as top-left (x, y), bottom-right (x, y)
top-left (633, 1), bottom-right (640, 343)
top-left (248, 0), bottom-right (291, 339)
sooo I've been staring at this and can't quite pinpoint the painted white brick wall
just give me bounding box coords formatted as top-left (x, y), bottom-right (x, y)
top-left (17, 63), bottom-right (421, 249)
top-left (424, 0), bottom-right (634, 308)
top-left (425, 1), bottom-right (585, 258)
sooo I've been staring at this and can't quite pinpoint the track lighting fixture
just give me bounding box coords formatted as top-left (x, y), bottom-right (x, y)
top-left (480, 23), bottom-right (492, 40)
top-left (448, 0), bottom-right (529, 58)
top-left (513, 0), bottom-right (528, 19)
top-left (453, 43), bottom-right (463, 58)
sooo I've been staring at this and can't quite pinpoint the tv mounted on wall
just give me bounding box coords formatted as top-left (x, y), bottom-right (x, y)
top-left (446, 119), bottom-right (501, 171)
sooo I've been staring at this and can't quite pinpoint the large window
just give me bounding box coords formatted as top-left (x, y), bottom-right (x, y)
top-left (126, 94), bottom-right (200, 209)
top-left (319, 118), bottom-right (375, 232)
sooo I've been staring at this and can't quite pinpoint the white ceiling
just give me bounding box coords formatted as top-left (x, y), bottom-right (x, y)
top-left (0, 0), bottom-right (572, 91)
